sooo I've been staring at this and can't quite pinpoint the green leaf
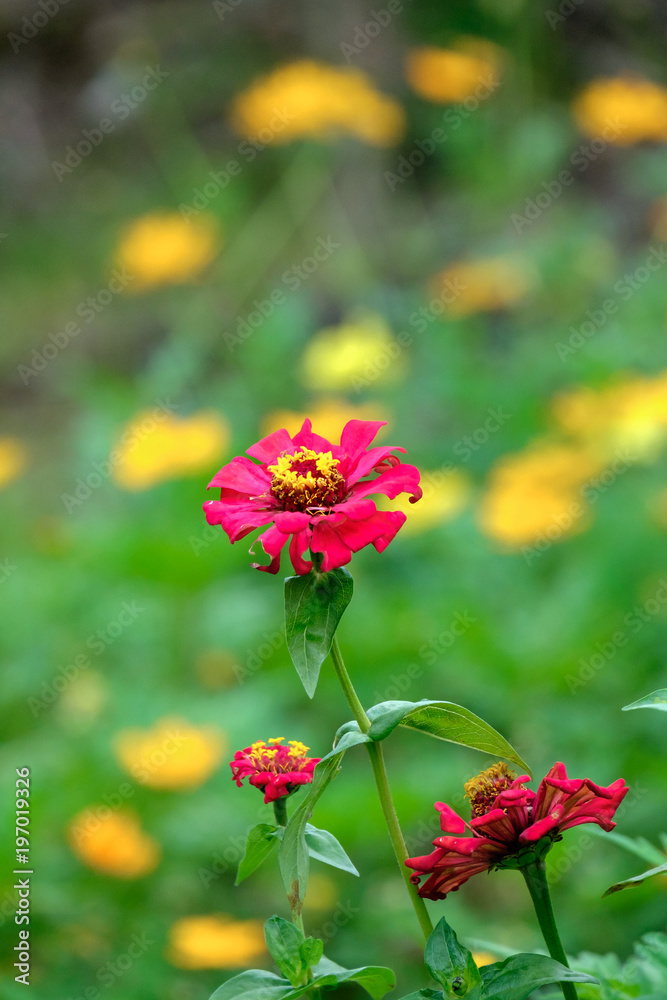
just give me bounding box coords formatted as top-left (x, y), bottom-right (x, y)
top-left (479, 954), bottom-right (598, 1000)
top-left (284, 567), bottom-right (353, 698)
top-left (367, 700), bottom-right (531, 775)
top-left (591, 828), bottom-right (667, 867)
top-left (278, 754), bottom-right (343, 917)
top-left (299, 937), bottom-right (324, 970)
top-left (318, 727), bottom-right (371, 763)
top-left (424, 916), bottom-right (482, 998)
top-left (604, 861), bottom-right (667, 896)
top-left (264, 916), bottom-right (306, 984)
top-left (394, 992), bottom-right (442, 1000)
top-left (304, 822), bottom-right (359, 875)
top-left (622, 689), bottom-right (667, 712)
top-left (209, 969), bottom-right (294, 1000)
top-left (235, 824), bottom-right (279, 885)
top-left (311, 959), bottom-right (396, 1000)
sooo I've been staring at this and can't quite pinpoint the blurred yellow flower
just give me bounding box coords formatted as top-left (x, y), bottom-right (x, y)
top-left (230, 60), bottom-right (404, 147)
top-left (552, 373), bottom-right (667, 461)
top-left (301, 312), bottom-right (404, 392)
top-left (114, 716), bottom-right (226, 790)
top-left (261, 398), bottom-right (389, 443)
top-left (115, 211), bottom-right (220, 289)
top-left (572, 77), bottom-right (667, 145)
top-left (478, 441), bottom-right (603, 548)
top-left (0, 437), bottom-right (27, 489)
top-left (68, 809), bottom-right (160, 878)
top-left (405, 39), bottom-right (503, 104)
top-left (382, 469), bottom-right (470, 534)
top-left (472, 951), bottom-right (497, 968)
top-left (167, 915), bottom-right (265, 970)
top-left (304, 873), bottom-right (339, 912)
top-left (112, 409), bottom-right (229, 491)
top-left (431, 256), bottom-right (532, 318)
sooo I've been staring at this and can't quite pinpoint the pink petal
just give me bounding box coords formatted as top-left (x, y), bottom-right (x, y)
top-left (333, 513), bottom-right (392, 553)
top-left (204, 501), bottom-right (275, 542)
top-left (371, 510), bottom-right (406, 552)
top-left (345, 445), bottom-right (407, 486)
top-left (251, 525), bottom-right (289, 574)
top-left (519, 805), bottom-right (565, 843)
top-left (329, 498), bottom-right (378, 520)
top-left (292, 418), bottom-right (340, 456)
top-left (208, 456), bottom-right (271, 495)
top-left (310, 521), bottom-right (353, 572)
top-left (273, 511), bottom-right (312, 533)
top-left (289, 530), bottom-right (313, 575)
top-left (435, 801), bottom-right (467, 835)
top-left (339, 419), bottom-right (386, 459)
top-left (246, 428), bottom-right (295, 464)
top-left (349, 463), bottom-right (422, 502)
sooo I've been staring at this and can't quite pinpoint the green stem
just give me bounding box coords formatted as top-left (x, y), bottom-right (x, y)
top-left (521, 861), bottom-right (578, 1000)
top-left (329, 636), bottom-right (433, 942)
top-left (273, 798), bottom-right (304, 932)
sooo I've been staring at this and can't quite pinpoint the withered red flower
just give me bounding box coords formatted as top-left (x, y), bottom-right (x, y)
top-left (406, 762), bottom-right (628, 899)
top-left (203, 419), bottom-right (421, 574)
top-left (230, 738), bottom-right (320, 804)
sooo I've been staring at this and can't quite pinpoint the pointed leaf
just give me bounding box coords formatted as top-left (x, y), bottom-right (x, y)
top-left (604, 861), bottom-right (667, 896)
top-left (235, 824), bottom-right (279, 885)
top-left (313, 964), bottom-right (396, 1000)
top-left (278, 754), bottom-right (344, 917)
top-left (209, 969), bottom-right (294, 1000)
top-left (425, 916), bottom-right (482, 998)
top-left (284, 568), bottom-right (353, 698)
top-left (299, 937), bottom-right (323, 970)
top-left (304, 822), bottom-right (359, 875)
top-left (394, 993), bottom-right (442, 1000)
top-left (319, 728), bottom-right (371, 763)
top-left (264, 916), bottom-right (305, 984)
top-left (480, 954), bottom-right (598, 1000)
top-left (622, 689), bottom-right (667, 712)
top-left (367, 700), bottom-right (531, 775)
top-left (592, 828), bottom-right (667, 867)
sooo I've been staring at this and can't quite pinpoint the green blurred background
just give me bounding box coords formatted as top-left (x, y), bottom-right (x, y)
top-left (2, 0), bottom-right (667, 997)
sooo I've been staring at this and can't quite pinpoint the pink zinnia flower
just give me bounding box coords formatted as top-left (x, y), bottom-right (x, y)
top-left (230, 738), bottom-right (320, 804)
top-left (203, 419), bottom-right (421, 574)
top-left (406, 762), bottom-right (628, 899)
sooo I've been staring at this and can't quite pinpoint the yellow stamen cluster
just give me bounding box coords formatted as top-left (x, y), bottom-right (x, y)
top-left (464, 762), bottom-right (516, 818)
top-left (247, 738), bottom-right (310, 772)
top-left (268, 448), bottom-right (346, 512)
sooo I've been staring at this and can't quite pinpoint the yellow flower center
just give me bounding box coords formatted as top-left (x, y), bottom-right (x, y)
top-left (247, 738), bottom-right (311, 773)
top-left (268, 448), bottom-right (346, 512)
top-left (464, 762), bottom-right (516, 818)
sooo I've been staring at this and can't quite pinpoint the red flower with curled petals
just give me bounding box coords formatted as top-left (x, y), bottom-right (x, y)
top-left (405, 762), bottom-right (628, 900)
top-left (230, 738), bottom-right (320, 804)
top-left (203, 419), bottom-right (421, 574)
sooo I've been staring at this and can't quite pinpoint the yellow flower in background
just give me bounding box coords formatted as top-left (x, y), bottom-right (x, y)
top-left (303, 873), bottom-right (339, 912)
top-left (261, 398), bottom-right (389, 443)
top-left (167, 915), bottom-right (265, 970)
top-left (0, 437), bottom-right (27, 489)
top-left (112, 409), bottom-right (229, 491)
top-left (301, 312), bottom-right (404, 392)
top-left (478, 441), bottom-right (604, 548)
top-left (115, 212), bottom-right (220, 289)
top-left (472, 952), bottom-right (497, 968)
top-left (381, 469), bottom-right (471, 534)
top-left (572, 77), bottom-right (667, 145)
top-left (405, 39), bottom-right (503, 104)
top-left (68, 809), bottom-right (160, 878)
top-left (552, 373), bottom-right (667, 461)
top-left (431, 256), bottom-right (533, 318)
top-left (114, 716), bottom-right (226, 790)
top-left (230, 60), bottom-right (405, 147)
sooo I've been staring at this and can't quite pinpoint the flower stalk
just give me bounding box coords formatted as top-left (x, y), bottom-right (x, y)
top-left (329, 636), bottom-right (433, 942)
top-left (521, 860), bottom-right (578, 1000)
